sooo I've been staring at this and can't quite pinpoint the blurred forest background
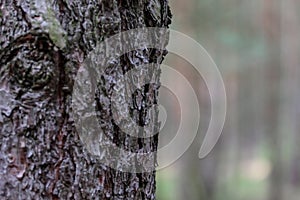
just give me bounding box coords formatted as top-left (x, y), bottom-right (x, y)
top-left (156, 0), bottom-right (300, 200)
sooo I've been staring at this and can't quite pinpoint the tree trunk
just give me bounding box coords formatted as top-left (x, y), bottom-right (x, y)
top-left (263, 1), bottom-right (284, 200)
top-left (0, 0), bottom-right (171, 199)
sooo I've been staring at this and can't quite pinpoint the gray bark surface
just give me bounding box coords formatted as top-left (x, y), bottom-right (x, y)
top-left (0, 0), bottom-right (171, 199)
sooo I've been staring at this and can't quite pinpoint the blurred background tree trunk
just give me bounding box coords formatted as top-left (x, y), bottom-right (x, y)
top-left (0, 0), bottom-right (171, 199)
top-left (263, 1), bottom-right (283, 200)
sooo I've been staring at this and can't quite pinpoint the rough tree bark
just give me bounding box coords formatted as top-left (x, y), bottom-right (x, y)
top-left (0, 0), bottom-right (171, 199)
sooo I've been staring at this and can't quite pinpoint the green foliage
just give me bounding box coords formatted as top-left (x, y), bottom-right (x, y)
top-left (156, 171), bottom-right (178, 200)
top-left (215, 169), bottom-right (268, 200)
